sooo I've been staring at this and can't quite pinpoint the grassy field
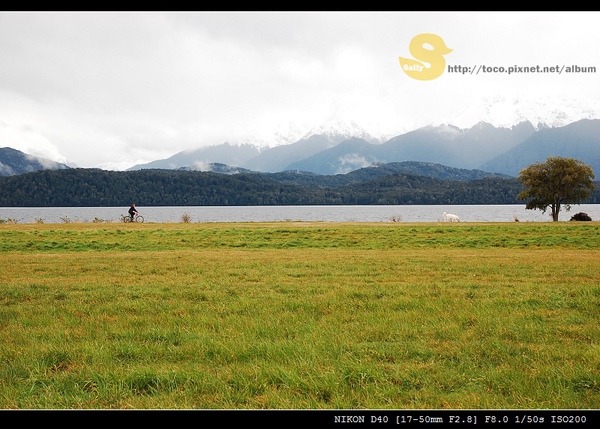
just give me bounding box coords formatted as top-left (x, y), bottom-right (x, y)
top-left (0, 221), bottom-right (599, 409)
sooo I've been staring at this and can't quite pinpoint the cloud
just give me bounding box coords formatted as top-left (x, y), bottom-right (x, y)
top-left (0, 119), bottom-right (68, 163)
top-left (336, 153), bottom-right (375, 175)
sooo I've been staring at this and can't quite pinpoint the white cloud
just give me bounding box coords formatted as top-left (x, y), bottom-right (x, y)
top-left (336, 153), bottom-right (375, 174)
top-left (0, 118), bottom-right (68, 163)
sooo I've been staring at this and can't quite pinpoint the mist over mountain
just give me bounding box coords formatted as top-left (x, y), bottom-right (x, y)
top-left (272, 120), bottom-right (385, 174)
top-left (129, 120), bottom-right (383, 174)
top-left (0, 147), bottom-right (70, 176)
top-left (128, 143), bottom-right (261, 171)
top-left (283, 137), bottom-right (381, 175)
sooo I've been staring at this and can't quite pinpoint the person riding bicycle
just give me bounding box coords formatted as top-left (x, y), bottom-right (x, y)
top-left (128, 203), bottom-right (139, 221)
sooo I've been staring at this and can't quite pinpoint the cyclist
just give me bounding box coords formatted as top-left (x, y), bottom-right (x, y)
top-left (128, 203), bottom-right (139, 221)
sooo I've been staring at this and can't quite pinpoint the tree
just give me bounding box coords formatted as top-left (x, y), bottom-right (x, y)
top-left (517, 156), bottom-right (595, 221)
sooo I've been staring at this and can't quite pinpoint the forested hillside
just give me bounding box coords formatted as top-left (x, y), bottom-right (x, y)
top-left (0, 166), bottom-right (598, 207)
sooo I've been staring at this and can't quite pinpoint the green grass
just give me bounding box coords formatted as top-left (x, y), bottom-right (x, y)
top-left (0, 222), bottom-right (599, 409)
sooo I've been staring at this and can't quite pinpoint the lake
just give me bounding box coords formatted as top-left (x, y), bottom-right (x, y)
top-left (2, 204), bottom-right (599, 224)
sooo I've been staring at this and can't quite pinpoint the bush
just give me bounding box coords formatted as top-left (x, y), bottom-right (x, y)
top-left (570, 212), bottom-right (592, 221)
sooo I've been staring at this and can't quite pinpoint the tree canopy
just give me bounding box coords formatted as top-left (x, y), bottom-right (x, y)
top-left (517, 157), bottom-right (595, 221)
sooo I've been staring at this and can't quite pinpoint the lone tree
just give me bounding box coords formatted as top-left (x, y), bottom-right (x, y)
top-left (517, 156), bottom-right (595, 221)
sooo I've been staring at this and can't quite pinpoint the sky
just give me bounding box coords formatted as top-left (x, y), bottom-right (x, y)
top-left (1, 11), bottom-right (599, 170)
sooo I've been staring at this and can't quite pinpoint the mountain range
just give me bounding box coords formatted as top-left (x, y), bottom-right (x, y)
top-left (125, 118), bottom-right (599, 178)
top-left (2, 97), bottom-right (599, 179)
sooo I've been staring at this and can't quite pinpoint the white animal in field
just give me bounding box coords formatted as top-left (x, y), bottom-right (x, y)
top-left (443, 212), bottom-right (460, 222)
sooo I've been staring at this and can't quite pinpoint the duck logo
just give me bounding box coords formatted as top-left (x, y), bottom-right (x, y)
top-left (399, 33), bottom-right (452, 81)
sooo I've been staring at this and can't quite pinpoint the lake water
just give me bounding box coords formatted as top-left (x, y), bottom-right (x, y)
top-left (2, 204), bottom-right (599, 224)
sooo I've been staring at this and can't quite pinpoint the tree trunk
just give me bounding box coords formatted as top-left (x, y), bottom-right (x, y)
top-left (551, 204), bottom-right (560, 221)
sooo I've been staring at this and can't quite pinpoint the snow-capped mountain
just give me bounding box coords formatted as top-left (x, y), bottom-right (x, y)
top-left (299, 120), bottom-right (384, 143)
top-left (442, 95), bottom-right (600, 130)
top-left (236, 120), bottom-right (386, 149)
top-left (236, 122), bottom-right (312, 149)
top-left (239, 121), bottom-right (386, 173)
top-left (129, 121), bottom-right (383, 173)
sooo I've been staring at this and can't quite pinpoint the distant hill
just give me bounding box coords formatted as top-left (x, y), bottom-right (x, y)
top-left (358, 161), bottom-right (513, 181)
top-left (267, 161), bottom-right (511, 188)
top-left (0, 147), bottom-right (70, 176)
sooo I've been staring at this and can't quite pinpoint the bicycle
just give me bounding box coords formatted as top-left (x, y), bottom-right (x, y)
top-left (121, 213), bottom-right (144, 223)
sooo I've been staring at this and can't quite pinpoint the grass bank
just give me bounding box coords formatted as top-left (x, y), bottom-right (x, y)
top-left (1, 222), bottom-right (599, 409)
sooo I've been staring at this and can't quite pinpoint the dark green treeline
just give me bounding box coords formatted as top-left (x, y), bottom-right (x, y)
top-left (1, 168), bottom-right (597, 207)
